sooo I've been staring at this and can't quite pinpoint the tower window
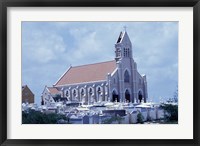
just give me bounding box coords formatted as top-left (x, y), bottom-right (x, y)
top-left (124, 48), bottom-right (130, 57)
top-left (116, 48), bottom-right (121, 57)
top-left (124, 70), bottom-right (130, 83)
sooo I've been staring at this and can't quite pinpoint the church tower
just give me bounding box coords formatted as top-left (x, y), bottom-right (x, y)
top-left (114, 29), bottom-right (135, 102)
top-left (113, 29), bottom-right (148, 103)
top-left (115, 29), bottom-right (133, 62)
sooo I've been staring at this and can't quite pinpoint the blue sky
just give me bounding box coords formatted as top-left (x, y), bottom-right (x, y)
top-left (22, 22), bottom-right (178, 105)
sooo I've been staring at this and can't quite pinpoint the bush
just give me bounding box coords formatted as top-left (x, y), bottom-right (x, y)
top-left (137, 112), bottom-right (144, 124)
top-left (22, 110), bottom-right (69, 124)
top-left (160, 103), bottom-right (178, 122)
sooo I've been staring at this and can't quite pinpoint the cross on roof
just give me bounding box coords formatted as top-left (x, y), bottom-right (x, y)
top-left (123, 26), bottom-right (127, 32)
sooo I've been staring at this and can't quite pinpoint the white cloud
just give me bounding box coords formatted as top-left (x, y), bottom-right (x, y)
top-left (23, 31), bottom-right (66, 64)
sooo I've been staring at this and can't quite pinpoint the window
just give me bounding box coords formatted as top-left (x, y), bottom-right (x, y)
top-left (66, 90), bottom-right (69, 97)
top-left (124, 48), bottom-right (130, 57)
top-left (97, 87), bottom-right (101, 95)
top-left (124, 70), bottom-right (130, 83)
top-left (73, 90), bottom-right (76, 97)
top-left (89, 88), bottom-right (93, 95)
top-left (81, 89), bottom-right (84, 96)
top-left (124, 48), bottom-right (126, 57)
top-left (116, 48), bottom-right (121, 57)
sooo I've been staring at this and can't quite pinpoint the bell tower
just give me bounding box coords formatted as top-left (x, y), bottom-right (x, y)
top-left (115, 28), bottom-right (133, 62)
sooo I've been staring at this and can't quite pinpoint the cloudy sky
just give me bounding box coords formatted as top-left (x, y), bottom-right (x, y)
top-left (22, 22), bottom-right (178, 105)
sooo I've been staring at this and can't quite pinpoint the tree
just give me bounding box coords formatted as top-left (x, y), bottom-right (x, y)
top-left (137, 112), bottom-right (144, 124)
top-left (160, 103), bottom-right (178, 122)
top-left (173, 85), bottom-right (178, 103)
top-left (22, 110), bottom-right (69, 124)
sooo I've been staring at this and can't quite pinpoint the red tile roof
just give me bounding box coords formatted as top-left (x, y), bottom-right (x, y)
top-left (55, 60), bottom-right (116, 86)
top-left (47, 87), bottom-right (60, 95)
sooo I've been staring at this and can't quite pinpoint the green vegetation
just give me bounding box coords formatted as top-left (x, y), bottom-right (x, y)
top-left (137, 112), bottom-right (144, 124)
top-left (22, 110), bottom-right (69, 124)
top-left (160, 103), bottom-right (178, 122)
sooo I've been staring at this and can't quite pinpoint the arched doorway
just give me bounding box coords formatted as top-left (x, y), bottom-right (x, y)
top-left (125, 89), bottom-right (130, 102)
top-left (112, 90), bottom-right (119, 102)
top-left (138, 91), bottom-right (143, 103)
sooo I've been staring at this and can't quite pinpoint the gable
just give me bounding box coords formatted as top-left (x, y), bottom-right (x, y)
top-left (47, 87), bottom-right (60, 95)
top-left (22, 85), bottom-right (34, 97)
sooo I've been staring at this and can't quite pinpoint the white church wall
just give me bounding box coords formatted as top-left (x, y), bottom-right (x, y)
top-left (41, 87), bottom-right (56, 106)
top-left (56, 81), bottom-right (108, 103)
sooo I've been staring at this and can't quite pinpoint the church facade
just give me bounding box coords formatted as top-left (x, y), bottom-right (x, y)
top-left (42, 30), bottom-right (148, 105)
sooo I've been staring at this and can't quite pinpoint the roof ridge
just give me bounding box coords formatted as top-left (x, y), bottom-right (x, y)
top-left (72, 60), bottom-right (115, 68)
top-left (47, 87), bottom-right (57, 89)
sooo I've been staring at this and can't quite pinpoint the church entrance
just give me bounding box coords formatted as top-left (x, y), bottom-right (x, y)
top-left (125, 89), bottom-right (130, 102)
top-left (112, 90), bottom-right (119, 102)
top-left (138, 91), bottom-right (143, 103)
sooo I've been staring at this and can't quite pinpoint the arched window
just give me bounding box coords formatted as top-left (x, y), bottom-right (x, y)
top-left (66, 90), bottom-right (69, 97)
top-left (97, 87), bottom-right (101, 95)
top-left (73, 89), bottom-right (77, 97)
top-left (89, 88), bottom-right (93, 96)
top-left (124, 70), bottom-right (130, 83)
top-left (81, 88), bottom-right (84, 96)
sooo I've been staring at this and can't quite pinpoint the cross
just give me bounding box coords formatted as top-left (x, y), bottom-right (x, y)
top-left (123, 26), bottom-right (127, 32)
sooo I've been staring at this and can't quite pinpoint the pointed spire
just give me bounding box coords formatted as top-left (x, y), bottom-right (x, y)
top-left (123, 26), bottom-right (127, 32)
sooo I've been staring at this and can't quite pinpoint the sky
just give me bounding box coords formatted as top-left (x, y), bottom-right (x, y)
top-left (22, 22), bottom-right (178, 105)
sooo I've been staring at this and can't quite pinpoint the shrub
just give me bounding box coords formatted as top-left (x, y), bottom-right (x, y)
top-left (22, 110), bottom-right (69, 124)
top-left (137, 112), bottom-right (144, 124)
top-left (160, 103), bottom-right (178, 122)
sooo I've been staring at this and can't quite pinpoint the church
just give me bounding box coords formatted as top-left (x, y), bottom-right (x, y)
top-left (41, 30), bottom-right (148, 106)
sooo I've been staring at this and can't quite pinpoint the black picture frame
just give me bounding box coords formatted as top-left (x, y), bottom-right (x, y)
top-left (0, 0), bottom-right (199, 146)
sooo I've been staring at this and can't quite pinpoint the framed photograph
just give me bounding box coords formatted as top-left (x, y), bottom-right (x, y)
top-left (0, 0), bottom-right (199, 146)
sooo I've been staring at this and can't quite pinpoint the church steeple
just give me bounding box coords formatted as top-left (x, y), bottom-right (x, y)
top-left (115, 29), bottom-right (132, 62)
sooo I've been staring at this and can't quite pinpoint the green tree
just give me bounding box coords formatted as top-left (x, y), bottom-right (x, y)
top-left (137, 112), bottom-right (144, 124)
top-left (160, 103), bottom-right (178, 122)
top-left (173, 85), bottom-right (178, 103)
top-left (22, 110), bottom-right (69, 124)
